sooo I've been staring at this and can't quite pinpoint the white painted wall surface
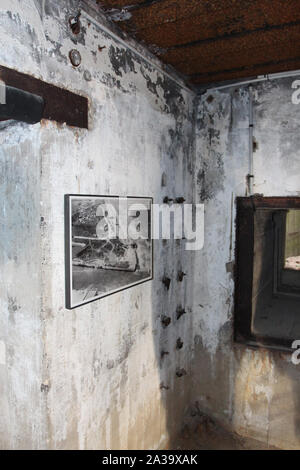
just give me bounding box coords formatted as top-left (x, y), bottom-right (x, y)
top-left (0, 0), bottom-right (195, 449)
top-left (193, 79), bottom-right (300, 449)
top-left (2, 0), bottom-right (300, 451)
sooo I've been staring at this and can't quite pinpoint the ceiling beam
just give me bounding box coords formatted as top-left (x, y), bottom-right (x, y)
top-left (190, 56), bottom-right (300, 84)
top-left (163, 24), bottom-right (300, 71)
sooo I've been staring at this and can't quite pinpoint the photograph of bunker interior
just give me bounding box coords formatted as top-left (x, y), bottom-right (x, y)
top-left (1, 0), bottom-right (300, 451)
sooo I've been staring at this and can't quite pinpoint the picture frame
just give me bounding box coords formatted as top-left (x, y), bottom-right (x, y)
top-left (65, 194), bottom-right (153, 309)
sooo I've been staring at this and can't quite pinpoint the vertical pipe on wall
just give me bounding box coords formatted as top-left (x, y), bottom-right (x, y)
top-left (248, 86), bottom-right (254, 195)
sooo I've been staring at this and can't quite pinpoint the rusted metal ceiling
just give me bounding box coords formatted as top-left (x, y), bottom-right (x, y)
top-left (97, 0), bottom-right (300, 88)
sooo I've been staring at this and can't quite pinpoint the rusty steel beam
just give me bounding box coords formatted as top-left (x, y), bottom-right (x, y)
top-left (130, 5), bottom-right (300, 49)
top-left (240, 196), bottom-right (300, 210)
top-left (181, 44), bottom-right (300, 77)
top-left (190, 58), bottom-right (300, 85)
top-left (167, 20), bottom-right (300, 51)
top-left (183, 43), bottom-right (300, 78)
top-left (163, 24), bottom-right (300, 69)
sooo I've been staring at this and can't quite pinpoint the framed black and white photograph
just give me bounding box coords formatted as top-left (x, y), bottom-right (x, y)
top-left (65, 195), bottom-right (153, 309)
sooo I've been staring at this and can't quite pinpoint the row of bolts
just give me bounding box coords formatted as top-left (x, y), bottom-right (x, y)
top-left (160, 196), bottom-right (187, 389)
top-left (160, 268), bottom-right (187, 389)
top-left (68, 11), bottom-right (189, 389)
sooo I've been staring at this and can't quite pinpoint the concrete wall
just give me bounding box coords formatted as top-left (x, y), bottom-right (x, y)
top-left (193, 78), bottom-right (300, 449)
top-left (0, 0), bottom-right (195, 449)
top-left (2, 0), bottom-right (300, 452)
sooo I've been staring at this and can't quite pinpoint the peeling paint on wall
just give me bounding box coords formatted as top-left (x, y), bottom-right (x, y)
top-left (192, 77), bottom-right (300, 450)
top-left (0, 0), bottom-right (194, 450)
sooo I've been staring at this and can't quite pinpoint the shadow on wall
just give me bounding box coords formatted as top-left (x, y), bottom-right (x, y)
top-left (145, 110), bottom-right (196, 449)
top-left (184, 82), bottom-right (300, 450)
top-left (150, 237), bottom-right (195, 449)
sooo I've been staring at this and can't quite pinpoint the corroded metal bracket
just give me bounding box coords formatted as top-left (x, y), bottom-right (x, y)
top-left (0, 65), bottom-right (88, 128)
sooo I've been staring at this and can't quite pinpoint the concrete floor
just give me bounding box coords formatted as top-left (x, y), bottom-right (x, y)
top-left (174, 413), bottom-right (279, 450)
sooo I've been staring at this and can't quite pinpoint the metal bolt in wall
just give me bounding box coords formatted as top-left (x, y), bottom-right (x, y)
top-left (161, 315), bottom-right (171, 328)
top-left (160, 383), bottom-right (169, 390)
top-left (160, 350), bottom-right (169, 359)
top-left (176, 306), bottom-right (186, 320)
top-left (176, 368), bottom-right (187, 378)
top-left (69, 12), bottom-right (81, 34)
top-left (175, 197), bottom-right (185, 204)
top-left (162, 276), bottom-right (171, 290)
top-left (177, 271), bottom-right (186, 282)
top-left (69, 49), bottom-right (81, 67)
